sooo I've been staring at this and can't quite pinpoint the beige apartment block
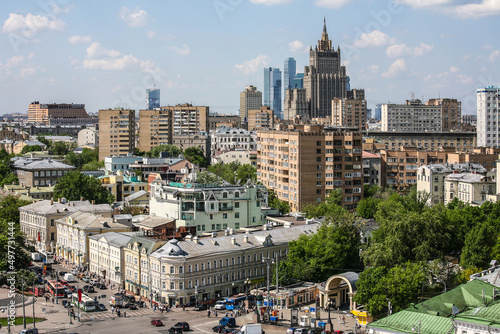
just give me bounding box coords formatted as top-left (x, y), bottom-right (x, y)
top-left (248, 106), bottom-right (274, 131)
top-left (240, 86), bottom-right (262, 122)
top-left (162, 104), bottom-right (209, 135)
top-left (332, 97), bottom-right (367, 131)
top-left (98, 109), bottom-right (136, 160)
top-left (426, 98), bottom-right (461, 132)
top-left (138, 108), bottom-right (173, 152)
top-left (257, 125), bottom-right (363, 212)
top-left (28, 101), bottom-right (89, 124)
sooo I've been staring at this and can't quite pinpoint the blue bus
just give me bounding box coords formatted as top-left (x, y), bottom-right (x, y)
top-left (226, 296), bottom-right (247, 310)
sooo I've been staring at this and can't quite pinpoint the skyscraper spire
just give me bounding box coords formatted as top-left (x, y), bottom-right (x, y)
top-left (318, 16), bottom-right (332, 52)
top-left (323, 16), bottom-right (327, 35)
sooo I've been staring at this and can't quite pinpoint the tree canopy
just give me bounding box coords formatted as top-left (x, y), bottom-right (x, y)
top-left (64, 147), bottom-right (100, 169)
top-left (148, 144), bottom-right (182, 158)
top-left (54, 171), bottom-right (114, 204)
top-left (208, 162), bottom-right (257, 185)
top-left (184, 146), bottom-right (208, 168)
top-left (267, 189), bottom-right (290, 214)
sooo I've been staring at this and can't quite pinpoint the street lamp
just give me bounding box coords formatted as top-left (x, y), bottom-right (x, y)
top-left (262, 257), bottom-right (275, 323)
top-left (327, 297), bottom-right (335, 328)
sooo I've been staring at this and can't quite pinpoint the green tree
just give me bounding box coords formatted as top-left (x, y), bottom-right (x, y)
top-left (278, 212), bottom-right (362, 285)
top-left (64, 148), bottom-right (100, 169)
top-left (81, 160), bottom-right (105, 171)
top-left (196, 171), bottom-right (222, 184)
top-left (267, 189), bottom-right (290, 214)
top-left (0, 195), bottom-right (31, 224)
top-left (20, 145), bottom-right (42, 155)
top-left (356, 197), bottom-right (382, 219)
top-left (184, 146), bottom-right (208, 168)
top-left (54, 171), bottom-right (114, 204)
top-left (148, 144), bottom-right (182, 158)
top-left (0, 218), bottom-right (31, 271)
top-left (460, 220), bottom-right (496, 269)
top-left (50, 141), bottom-right (69, 155)
top-left (301, 189), bottom-right (345, 218)
top-left (36, 136), bottom-right (51, 147)
top-left (236, 164), bottom-right (257, 184)
top-left (0, 149), bottom-right (17, 186)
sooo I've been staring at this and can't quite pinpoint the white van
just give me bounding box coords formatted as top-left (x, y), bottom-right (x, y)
top-left (63, 273), bottom-right (75, 282)
top-left (215, 300), bottom-right (227, 310)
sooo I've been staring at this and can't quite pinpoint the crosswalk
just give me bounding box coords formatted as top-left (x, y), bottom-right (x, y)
top-left (80, 308), bottom-right (153, 321)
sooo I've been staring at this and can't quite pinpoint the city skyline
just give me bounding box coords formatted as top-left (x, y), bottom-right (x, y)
top-left (0, 1), bottom-right (499, 116)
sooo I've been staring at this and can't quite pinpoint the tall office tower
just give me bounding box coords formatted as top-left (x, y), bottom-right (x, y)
top-left (28, 101), bottom-right (89, 124)
top-left (263, 67), bottom-right (282, 119)
top-left (291, 73), bottom-right (304, 89)
top-left (98, 108), bottom-right (135, 160)
top-left (374, 104), bottom-right (382, 120)
top-left (284, 58), bottom-right (297, 90)
top-left (138, 108), bottom-right (173, 152)
top-left (257, 125), bottom-right (363, 211)
top-left (240, 85), bottom-right (262, 122)
top-left (146, 88), bottom-right (160, 110)
top-left (304, 18), bottom-right (348, 118)
top-left (477, 86), bottom-right (500, 147)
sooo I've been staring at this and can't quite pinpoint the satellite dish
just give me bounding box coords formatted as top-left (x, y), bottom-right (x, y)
top-left (452, 304), bottom-right (460, 316)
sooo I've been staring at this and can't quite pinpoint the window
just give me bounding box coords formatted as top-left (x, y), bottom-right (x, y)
top-left (223, 213), bottom-right (227, 219)
top-left (223, 192), bottom-right (228, 198)
top-left (235, 192), bottom-right (240, 198)
top-left (235, 202), bottom-right (239, 208)
top-left (170, 282), bottom-right (175, 290)
top-left (235, 212), bottom-right (240, 218)
top-left (170, 266), bottom-right (175, 274)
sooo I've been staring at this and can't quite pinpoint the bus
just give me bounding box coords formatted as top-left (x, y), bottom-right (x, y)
top-left (39, 250), bottom-right (55, 265)
top-left (226, 296), bottom-right (247, 310)
top-left (47, 280), bottom-right (65, 298)
top-left (71, 293), bottom-right (96, 312)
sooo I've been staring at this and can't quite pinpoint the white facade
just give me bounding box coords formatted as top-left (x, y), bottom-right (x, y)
top-left (477, 86), bottom-right (500, 147)
top-left (149, 180), bottom-right (267, 233)
top-left (210, 127), bottom-right (257, 152)
top-left (211, 150), bottom-right (256, 166)
top-left (381, 100), bottom-right (442, 132)
top-left (77, 128), bottom-right (98, 146)
top-left (444, 172), bottom-right (495, 205)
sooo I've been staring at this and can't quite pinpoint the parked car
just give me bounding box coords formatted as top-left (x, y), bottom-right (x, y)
top-left (59, 271), bottom-right (67, 277)
top-left (294, 329), bottom-right (308, 334)
top-left (128, 304), bottom-right (138, 310)
top-left (287, 329), bottom-right (297, 334)
top-left (213, 325), bottom-right (226, 333)
top-left (194, 303), bottom-right (208, 311)
top-left (168, 327), bottom-right (183, 334)
top-left (82, 285), bottom-right (95, 293)
top-left (95, 283), bottom-right (107, 289)
top-left (306, 329), bottom-right (323, 334)
top-left (89, 279), bottom-right (98, 285)
top-left (174, 322), bottom-right (190, 331)
top-left (151, 319), bottom-right (164, 326)
top-left (96, 303), bottom-right (107, 311)
top-left (214, 300), bottom-right (227, 310)
top-left (82, 276), bottom-right (91, 283)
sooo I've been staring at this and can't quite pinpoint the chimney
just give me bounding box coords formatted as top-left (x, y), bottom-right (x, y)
top-left (263, 224), bottom-right (268, 231)
top-left (231, 236), bottom-right (236, 245)
top-left (80, 197), bottom-right (84, 201)
top-left (50, 199), bottom-right (53, 205)
top-left (92, 200), bottom-right (95, 205)
top-left (193, 236), bottom-right (199, 244)
top-left (244, 234), bottom-right (249, 243)
top-left (229, 228), bottom-right (234, 235)
top-left (211, 232), bottom-right (217, 238)
top-left (224, 229), bottom-right (229, 236)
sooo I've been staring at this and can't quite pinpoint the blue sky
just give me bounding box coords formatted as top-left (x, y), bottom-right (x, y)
top-left (0, 0), bottom-right (499, 116)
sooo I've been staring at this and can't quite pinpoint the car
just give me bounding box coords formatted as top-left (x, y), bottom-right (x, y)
top-left (287, 329), bottom-right (297, 334)
top-left (194, 303), bottom-right (208, 311)
top-left (151, 319), bottom-right (164, 326)
top-left (214, 300), bottom-right (227, 310)
top-left (222, 328), bottom-right (238, 334)
top-left (294, 329), bottom-right (308, 334)
top-left (168, 327), bottom-right (183, 334)
top-left (82, 276), bottom-right (91, 283)
top-left (213, 325), bottom-right (226, 333)
top-left (95, 283), bottom-right (107, 289)
top-left (64, 287), bottom-right (71, 297)
top-left (89, 279), bottom-right (98, 285)
top-left (128, 304), bottom-right (138, 310)
top-left (59, 271), bottom-right (67, 276)
top-left (306, 329), bottom-right (323, 334)
top-left (96, 303), bottom-right (107, 311)
top-left (174, 322), bottom-right (190, 331)
top-left (68, 285), bottom-right (76, 293)
top-left (82, 285), bottom-right (95, 293)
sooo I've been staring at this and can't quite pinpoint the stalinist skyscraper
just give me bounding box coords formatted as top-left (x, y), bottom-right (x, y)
top-left (303, 18), bottom-right (348, 118)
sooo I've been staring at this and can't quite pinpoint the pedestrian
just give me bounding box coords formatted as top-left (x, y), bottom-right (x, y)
top-left (208, 310), bottom-right (211, 318)
top-left (45, 295), bottom-right (48, 302)
top-left (123, 311), bottom-right (126, 318)
top-left (153, 305), bottom-right (156, 312)
top-left (111, 306), bottom-right (114, 314)
top-left (183, 305), bottom-right (185, 311)
top-left (215, 310), bottom-right (217, 317)
top-left (161, 306), bottom-right (164, 313)
top-left (342, 315), bottom-right (346, 325)
top-left (338, 316), bottom-right (341, 324)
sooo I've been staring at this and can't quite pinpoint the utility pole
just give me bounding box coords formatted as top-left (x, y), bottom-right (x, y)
top-left (275, 253), bottom-right (279, 293)
top-left (262, 257), bottom-right (275, 323)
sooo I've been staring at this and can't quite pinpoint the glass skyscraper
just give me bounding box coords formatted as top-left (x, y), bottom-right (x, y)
top-left (263, 67), bottom-right (282, 119)
top-left (284, 58), bottom-right (296, 90)
top-left (146, 88), bottom-right (160, 110)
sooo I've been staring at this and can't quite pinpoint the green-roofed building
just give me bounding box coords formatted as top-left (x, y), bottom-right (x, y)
top-left (368, 279), bottom-right (500, 334)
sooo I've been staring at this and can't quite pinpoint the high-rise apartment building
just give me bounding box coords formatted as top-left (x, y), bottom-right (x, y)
top-left (477, 86), bottom-right (500, 147)
top-left (146, 88), bottom-right (160, 110)
top-left (427, 98), bottom-right (461, 131)
top-left (257, 125), bottom-right (363, 211)
top-left (303, 19), bottom-right (348, 118)
top-left (247, 106), bottom-right (274, 131)
top-left (98, 108), bottom-right (135, 160)
top-left (138, 108), bottom-right (172, 152)
top-left (240, 86), bottom-right (262, 122)
top-left (28, 101), bottom-right (89, 124)
top-left (163, 104), bottom-right (209, 135)
top-left (264, 67), bottom-right (282, 119)
top-left (332, 89), bottom-right (366, 131)
top-left (284, 58), bottom-right (296, 90)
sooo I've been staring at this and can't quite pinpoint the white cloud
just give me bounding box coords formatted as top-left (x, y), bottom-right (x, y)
top-left (314, 0), bottom-right (353, 9)
top-left (382, 58), bottom-right (407, 78)
top-left (147, 31), bottom-right (156, 39)
top-left (396, 0), bottom-right (451, 8)
top-left (6, 55), bottom-right (24, 67)
top-left (27, 52), bottom-right (35, 60)
top-left (68, 35), bottom-right (92, 44)
top-left (140, 60), bottom-right (161, 73)
top-left (86, 42), bottom-right (121, 59)
top-left (49, 3), bottom-right (71, 14)
top-left (457, 74), bottom-right (472, 84)
top-left (353, 30), bottom-right (393, 48)
top-left (234, 54), bottom-right (270, 75)
top-left (83, 55), bottom-right (140, 71)
top-left (386, 42), bottom-right (433, 58)
top-left (249, 0), bottom-right (293, 4)
top-left (454, 0), bottom-right (500, 19)
top-left (2, 13), bottom-right (65, 38)
top-left (450, 66), bottom-right (459, 73)
top-left (20, 67), bottom-right (37, 77)
top-left (489, 50), bottom-right (500, 63)
top-left (288, 40), bottom-right (308, 53)
top-left (170, 44), bottom-right (191, 56)
top-left (118, 6), bottom-right (150, 27)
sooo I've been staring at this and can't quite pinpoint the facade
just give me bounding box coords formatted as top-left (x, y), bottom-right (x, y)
top-left (444, 172), bottom-right (495, 206)
top-left (24, 124), bottom-right (92, 137)
top-left (304, 19), bottom-right (348, 118)
top-left (462, 113), bottom-right (477, 125)
top-left (381, 99), bottom-right (443, 132)
top-left (362, 151), bottom-right (381, 187)
top-left (477, 86), bottom-right (500, 147)
top-left (257, 125), bottom-right (363, 211)
top-left (28, 101), bottom-right (89, 124)
top-left (163, 104), bottom-right (209, 135)
top-left (417, 163), bottom-right (487, 205)
top-left (138, 108), bottom-right (172, 152)
top-left (240, 86), bottom-right (262, 122)
top-left (263, 67), bottom-right (282, 119)
top-left (332, 94), bottom-right (367, 131)
top-left (171, 133), bottom-right (210, 158)
top-left (363, 131), bottom-right (477, 152)
top-left (132, 222), bottom-right (319, 307)
top-left (291, 73), bottom-right (304, 89)
top-left (99, 171), bottom-right (148, 202)
top-left (19, 199), bottom-right (113, 252)
top-left (210, 127), bottom-right (257, 152)
top-left (56, 211), bottom-right (131, 269)
top-left (14, 158), bottom-right (75, 188)
top-left (284, 57), bottom-right (296, 91)
top-left (104, 155), bottom-right (143, 173)
top-left (427, 98), bottom-right (461, 131)
top-left (88, 231), bottom-right (143, 289)
top-left (211, 150), bottom-right (256, 166)
top-left (446, 147), bottom-right (500, 171)
top-left (247, 106), bottom-right (274, 131)
top-left (208, 114), bottom-right (241, 131)
top-left (98, 108), bottom-right (135, 160)
top-left (129, 157), bottom-right (194, 181)
top-left (146, 88), bottom-right (160, 110)
top-left (149, 179), bottom-right (267, 232)
top-left (283, 88), bottom-right (308, 120)
top-left (0, 127), bottom-right (29, 141)
top-left (77, 128), bottom-right (98, 147)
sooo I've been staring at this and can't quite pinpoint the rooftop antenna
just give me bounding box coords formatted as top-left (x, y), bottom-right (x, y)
top-left (410, 91), bottom-right (415, 100)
